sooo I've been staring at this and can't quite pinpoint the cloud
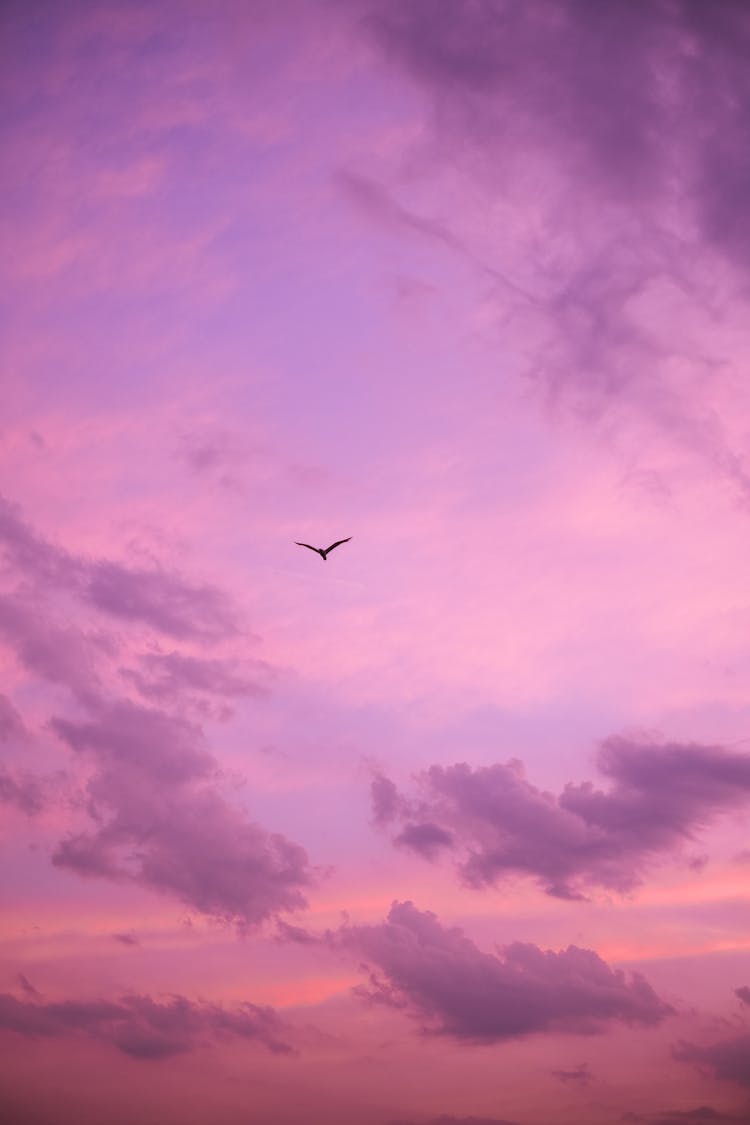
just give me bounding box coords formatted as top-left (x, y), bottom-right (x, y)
top-left (0, 989), bottom-right (292, 1058)
top-left (370, 772), bottom-right (403, 827)
top-left (344, 3), bottom-right (750, 499)
top-left (338, 900), bottom-right (670, 1042)
top-left (0, 594), bottom-right (104, 699)
top-left (121, 650), bottom-right (268, 709)
top-left (112, 932), bottom-right (139, 946)
top-left (336, 169), bottom-right (466, 255)
top-left (0, 495), bottom-right (78, 588)
top-left (734, 987), bottom-right (750, 1008)
top-left (373, 738), bottom-right (750, 898)
top-left (361, 0), bottom-right (750, 265)
top-left (84, 560), bottom-right (237, 641)
top-left (0, 768), bottom-right (47, 815)
top-left (391, 1117), bottom-right (521, 1125)
top-left (0, 492), bottom-right (237, 641)
top-left (674, 1034), bottom-right (750, 1089)
top-left (0, 693), bottom-right (27, 742)
top-left (50, 698), bottom-right (312, 927)
top-left (624, 1108), bottom-right (750, 1125)
top-left (17, 975), bottom-right (41, 999)
top-left (551, 1063), bottom-right (592, 1087)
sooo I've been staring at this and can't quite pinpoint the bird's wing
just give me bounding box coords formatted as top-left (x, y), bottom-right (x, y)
top-left (295, 542), bottom-right (320, 553)
top-left (323, 537), bottom-right (352, 554)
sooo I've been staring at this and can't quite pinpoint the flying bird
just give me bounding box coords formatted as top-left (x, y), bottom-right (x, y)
top-left (295, 536), bottom-right (351, 561)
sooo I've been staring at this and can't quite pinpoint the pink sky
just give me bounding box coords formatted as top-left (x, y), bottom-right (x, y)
top-left (2, 2), bottom-right (750, 1123)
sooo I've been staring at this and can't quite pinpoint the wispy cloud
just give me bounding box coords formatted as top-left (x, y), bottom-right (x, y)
top-left (0, 988), bottom-right (292, 1059)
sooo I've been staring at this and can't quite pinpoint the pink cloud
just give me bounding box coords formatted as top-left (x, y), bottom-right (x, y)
top-left (674, 1033), bottom-right (750, 1090)
top-left (0, 492), bottom-right (238, 641)
top-left (120, 650), bottom-right (269, 710)
top-left (391, 1117), bottom-right (520, 1125)
top-left (0, 988), bottom-right (292, 1059)
top-left (337, 900), bottom-right (671, 1042)
top-left (373, 738), bottom-right (750, 898)
top-left (51, 698), bottom-right (312, 927)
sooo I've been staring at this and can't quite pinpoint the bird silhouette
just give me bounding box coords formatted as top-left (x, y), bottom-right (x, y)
top-left (295, 536), bottom-right (351, 561)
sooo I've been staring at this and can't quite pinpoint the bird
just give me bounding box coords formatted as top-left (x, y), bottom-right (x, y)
top-left (295, 536), bottom-right (351, 561)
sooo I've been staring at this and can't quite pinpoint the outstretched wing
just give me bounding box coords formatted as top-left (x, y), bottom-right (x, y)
top-left (295, 542), bottom-right (320, 553)
top-left (323, 537), bottom-right (352, 554)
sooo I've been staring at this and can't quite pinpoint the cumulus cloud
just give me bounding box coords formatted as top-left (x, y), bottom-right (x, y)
top-left (50, 698), bottom-right (312, 927)
top-left (373, 737), bottom-right (750, 898)
top-left (338, 901), bottom-right (670, 1042)
top-left (674, 1034), bottom-right (750, 1089)
top-left (0, 989), bottom-right (292, 1058)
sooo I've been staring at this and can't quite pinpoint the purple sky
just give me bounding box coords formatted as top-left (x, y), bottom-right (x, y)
top-left (2, 2), bottom-right (750, 1123)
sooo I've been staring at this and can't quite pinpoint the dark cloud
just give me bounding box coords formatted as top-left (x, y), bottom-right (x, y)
top-left (339, 3), bottom-right (750, 498)
top-left (0, 492), bottom-right (237, 642)
top-left (734, 986), bottom-right (750, 1008)
top-left (338, 900), bottom-right (670, 1042)
top-left (373, 738), bottom-right (750, 898)
top-left (0, 989), bottom-right (292, 1058)
top-left (674, 1034), bottom-right (750, 1089)
top-left (361, 0), bottom-right (750, 263)
top-left (51, 699), bottom-right (312, 927)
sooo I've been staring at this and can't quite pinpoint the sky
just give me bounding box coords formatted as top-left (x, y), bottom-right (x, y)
top-left (2, 1), bottom-right (750, 1122)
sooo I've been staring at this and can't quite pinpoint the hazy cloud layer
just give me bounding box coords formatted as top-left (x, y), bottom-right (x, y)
top-left (339, 900), bottom-right (671, 1042)
top-left (0, 989), bottom-right (292, 1058)
top-left (624, 1107), bottom-right (750, 1125)
top-left (391, 1117), bottom-right (520, 1125)
top-left (373, 738), bottom-right (750, 898)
